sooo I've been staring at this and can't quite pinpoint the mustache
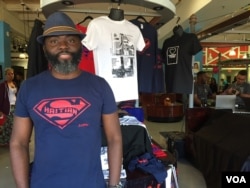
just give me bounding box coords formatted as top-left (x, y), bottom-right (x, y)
top-left (44, 47), bottom-right (82, 64)
top-left (56, 51), bottom-right (73, 57)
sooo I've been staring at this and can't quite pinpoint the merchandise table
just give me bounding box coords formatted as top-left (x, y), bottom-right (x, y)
top-left (193, 110), bottom-right (250, 188)
top-left (102, 125), bottom-right (177, 188)
top-left (124, 140), bottom-right (177, 188)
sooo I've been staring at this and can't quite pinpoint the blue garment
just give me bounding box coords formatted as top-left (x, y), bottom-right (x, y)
top-left (128, 152), bottom-right (167, 184)
top-left (241, 156), bottom-right (250, 172)
top-left (15, 70), bottom-right (117, 188)
top-left (130, 19), bottom-right (159, 93)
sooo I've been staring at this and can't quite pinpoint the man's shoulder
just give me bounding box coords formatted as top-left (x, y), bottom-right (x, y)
top-left (242, 82), bottom-right (250, 88)
top-left (22, 71), bottom-right (48, 86)
top-left (27, 71), bottom-right (48, 80)
top-left (194, 83), bottom-right (203, 87)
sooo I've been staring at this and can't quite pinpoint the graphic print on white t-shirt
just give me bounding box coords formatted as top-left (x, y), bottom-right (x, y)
top-left (167, 46), bottom-right (179, 65)
top-left (111, 33), bottom-right (135, 78)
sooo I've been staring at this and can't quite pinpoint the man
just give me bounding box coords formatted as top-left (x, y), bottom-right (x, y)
top-left (223, 70), bottom-right (250, 107)
top-left (10, 12), bottom-right (123, 188)
top-left (194, 71), bottom-right (214, 107)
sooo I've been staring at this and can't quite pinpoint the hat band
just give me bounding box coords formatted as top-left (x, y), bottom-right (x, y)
top-left (43, 26), bottom-right (80, 35)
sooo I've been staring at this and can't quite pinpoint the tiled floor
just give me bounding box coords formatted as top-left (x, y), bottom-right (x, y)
top-left (0, 118), bottom-right (207, 188)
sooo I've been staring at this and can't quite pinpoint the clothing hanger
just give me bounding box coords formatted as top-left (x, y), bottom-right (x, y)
top-left (173, 25), bottom-right (183, 35)
top-left (109, 8), bottom-right (124, 21)
top-left (176, 16), bottom-right (180, 25)
top-left (135, 15), bottom-right (147, 23)
top-left (77, 15), bottom-right (93, 25)
top-left (109, 0), bottom-right (124, 21)
top-left (173, 16), bottom-right (183, 37)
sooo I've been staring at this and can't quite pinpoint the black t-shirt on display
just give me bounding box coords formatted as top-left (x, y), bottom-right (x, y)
top-left (162, 32), bottom-right (202, 94)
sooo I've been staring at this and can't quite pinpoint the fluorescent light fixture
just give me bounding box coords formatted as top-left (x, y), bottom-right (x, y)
top-left (19, 53), bottom-right (27, 59)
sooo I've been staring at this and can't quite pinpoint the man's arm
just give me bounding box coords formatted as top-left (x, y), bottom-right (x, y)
top-left (193, 93), bottom-right (202, 106)
top-left (10, 116), bottom-right (33, 188)
top-left (207, 86), bottom-right (216, 99)
top-left (223, 86), bottom-right (234, 95)
top-left (102, 112), bottom-right (123, 187)
top-left (239, 93), bottom-right (250, 98)
top-left (193, 84), bottom-right (202, 106)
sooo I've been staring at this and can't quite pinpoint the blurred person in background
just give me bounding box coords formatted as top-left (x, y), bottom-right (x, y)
top-left (223, 70), bottom-right (250, 107)
top-left (0, 67), bottom-right (17, 145)
top-left (209, 77), bottom-right (218, 94)
top-left (194, 71), bottom-right (214, 107)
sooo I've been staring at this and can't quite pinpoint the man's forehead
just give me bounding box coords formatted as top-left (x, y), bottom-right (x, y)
top-left (237, 74), bottom-right (246, 77)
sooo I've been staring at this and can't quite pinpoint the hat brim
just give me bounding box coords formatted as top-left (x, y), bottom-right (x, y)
top-left (37, 31), bottom-right (85, 44)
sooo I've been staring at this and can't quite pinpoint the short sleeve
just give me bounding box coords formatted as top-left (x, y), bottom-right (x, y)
top-left (81, 20), bottom-right (99, 51)
top-left (191, 34), bottom-right (202, 55)
top-left (15, 81), bottom-right (30, 117)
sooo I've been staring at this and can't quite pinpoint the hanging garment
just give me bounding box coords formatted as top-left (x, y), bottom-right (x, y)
top-left (82, 16), bottom-right (145, 102)
top-left (162, 32), bottom-right (202, 94)
top-left (76, 24), bottom-right (95, 74)
top-left (27, 19), bottom-right (48, 78)
top-left (130, 19), bottom-right (159, 93)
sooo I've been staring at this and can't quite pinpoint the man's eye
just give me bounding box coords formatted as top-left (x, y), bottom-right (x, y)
top-left (68, 38), bottom-right (76, 43)
top-left (50, 40), bottom-right (58, 44)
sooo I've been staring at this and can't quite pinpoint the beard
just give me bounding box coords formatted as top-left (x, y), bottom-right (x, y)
top-left (44, 48), bottom-right (82, 74)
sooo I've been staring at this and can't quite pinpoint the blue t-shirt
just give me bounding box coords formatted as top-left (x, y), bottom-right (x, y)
top-left (130, 19), bottom-right (160, 93)
top-left (15, 70), bottom-right (117, 188)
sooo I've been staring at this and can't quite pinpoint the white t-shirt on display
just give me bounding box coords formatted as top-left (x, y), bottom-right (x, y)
top-left (82, 16), bottom-right (145, 102)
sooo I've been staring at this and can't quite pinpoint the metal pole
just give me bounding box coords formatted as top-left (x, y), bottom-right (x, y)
top-left (188, 14), bottom-right (197, 108)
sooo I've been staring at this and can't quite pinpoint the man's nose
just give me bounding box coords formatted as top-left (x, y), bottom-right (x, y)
top-left (58, 40), bottom-right (69, 49)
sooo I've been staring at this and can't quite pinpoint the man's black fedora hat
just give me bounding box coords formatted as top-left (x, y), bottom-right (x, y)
top-left (37, 12), bottom-right (85, 44)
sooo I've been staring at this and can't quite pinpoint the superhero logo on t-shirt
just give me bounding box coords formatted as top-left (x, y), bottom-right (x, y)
top-left (167, 46), bottom-right (179, 65)
top-left (33, 97), bottom-right (90, 129)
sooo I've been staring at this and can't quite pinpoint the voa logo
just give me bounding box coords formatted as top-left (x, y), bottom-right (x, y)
top-left (226, 176), bottom-right (246, 184)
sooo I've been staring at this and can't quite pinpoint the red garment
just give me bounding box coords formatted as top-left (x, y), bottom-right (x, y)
top-left (76, 24), bottom-right (95, 74)
top-left (151, 143), bottom-right (167, 158)
top-left (0, 114), bottom-right (6, 126)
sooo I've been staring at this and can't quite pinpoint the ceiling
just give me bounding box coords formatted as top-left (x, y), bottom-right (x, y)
top-left (193, 0), bottom-right (250, 46)
top-left (2, 0), bottom-right (250, 48)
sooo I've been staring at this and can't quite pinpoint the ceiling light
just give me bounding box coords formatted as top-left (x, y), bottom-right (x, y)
top-left (62, 0), bottom-right (74, 6)
top-left (153, 6), bottom-right (164, 11)
top-left (156, 22), bottom-right (165, 26)
top-left (19, 53), bottom-right (27, 59)
top-left (243, 53), bottom-right (247, 59)
top-left (229, 48), bottom-right (236, 56)
top-left (208, 53), bottom-right (213, 61)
